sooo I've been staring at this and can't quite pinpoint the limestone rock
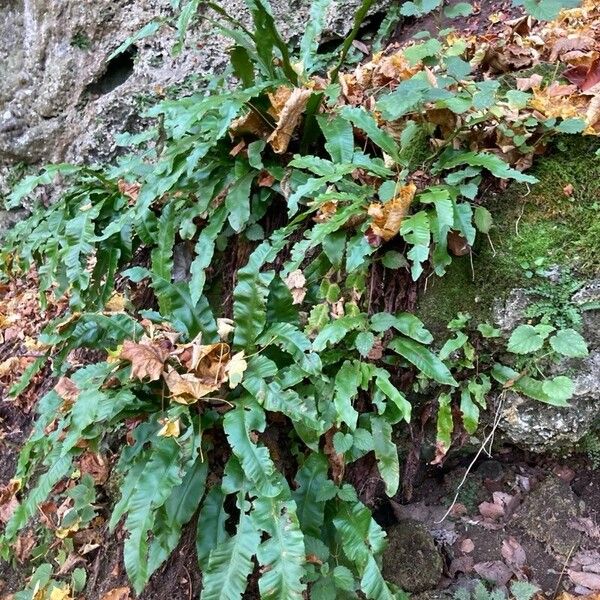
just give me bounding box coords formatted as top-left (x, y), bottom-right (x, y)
top-left (382, 519), bottom-right (444, 593)
top-left (499, 350), bottom-right (600, 453)
top-left (0, 0), bottom-right (390, 173)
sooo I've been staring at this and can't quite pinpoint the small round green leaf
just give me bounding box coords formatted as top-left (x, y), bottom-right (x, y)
top-left (355, 331), bottom-right (375, 357)
top-left (549, 328), bottom-right (588, 358)
top-left (507, 324), bottom-right (544, 354)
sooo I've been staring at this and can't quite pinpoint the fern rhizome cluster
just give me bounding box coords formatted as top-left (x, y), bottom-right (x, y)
top-left (0, 0), bottom-right (593, 598)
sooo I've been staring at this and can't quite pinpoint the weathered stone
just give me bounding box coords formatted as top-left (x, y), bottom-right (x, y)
top-left (514, 477), bottom-right (583, 557)
top-left (0, 0), bottom-right (389, 174)
top-left (382, 519), bottom-right (444, 592)
top-left (499, 351), bottom-right (600, 453)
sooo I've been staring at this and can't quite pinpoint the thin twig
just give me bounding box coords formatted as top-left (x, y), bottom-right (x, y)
top-left (436, 395), bottom-right (505, 523)
top-left (552, 541), bottom-right (578, 600)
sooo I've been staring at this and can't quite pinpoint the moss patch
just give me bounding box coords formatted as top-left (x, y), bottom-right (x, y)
top-left (418, 135), bottom-right (600, 334)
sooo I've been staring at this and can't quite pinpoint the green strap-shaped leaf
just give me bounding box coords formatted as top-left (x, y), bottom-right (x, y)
top-left (334, 361), bottom-right (361, 430)
top-left (340, 106), bottom-right (399, 162)
top-left (292, 454), bottom-right (329, 538)
top-left (389, 337), bottom-right (458, 386)
top-left (148, 456), bottom-right (208, 575)
top-left (125, 266), bottom-right (217, 340)
top-left (317, 114), bottom-right (355, 164)
top-left (299, 0), bottom-right (332, 75)
top-left (189, 204), bottom-right (229, 305)
top-left (370, 416), bottom-right (400, 496)
top-left (226, 170), bottom-right (255, 232)
top-left (253, 495), bottom-right (306, 600)
top-left (197, 486), bottom-right (229, 570)
top-left (370, 312), bottom-right (433, 344)
top-left (122, 438), bottom-right (186, 593)
top-left (223, 400), bottom-right (283, 497)
top-left (361, 555), bottom-right (402, 600)
top-left (200, 498), bottom-right (261, 600)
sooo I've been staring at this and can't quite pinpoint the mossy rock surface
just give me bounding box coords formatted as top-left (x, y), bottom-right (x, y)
top-left (418, 135), bottom-right (600, 336)
top-left (382, 519), bottom-right (443, 592)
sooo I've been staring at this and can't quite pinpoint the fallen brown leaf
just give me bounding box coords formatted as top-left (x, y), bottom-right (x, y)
top-left (473, 561), bottom-right (513, 586)
top-left (79, 452), bottom-right (109, 485)
top-left (569, 570), bottom-right (600, 591)
top-left (501, 536), bottom-right (526, 568)
top-left (120, 338), bottom-right (171, 382)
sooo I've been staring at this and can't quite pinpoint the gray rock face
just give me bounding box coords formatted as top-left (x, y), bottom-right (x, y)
top-left (499, 351), bottom-right (600, 453)
top-left (493, 280), bottom-right (600, 453)
top-left (0, 0), bottom-right (386, 173)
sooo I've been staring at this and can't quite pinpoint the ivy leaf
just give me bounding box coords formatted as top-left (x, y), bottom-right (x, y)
top-left (549, 328), bottom-right (588, 358)
top-left (444, 2), bottom-right (473, 17)
top-left (507, 324), bottom-right (545, 354)
top-left (333, 432), bottom-right (355, 453)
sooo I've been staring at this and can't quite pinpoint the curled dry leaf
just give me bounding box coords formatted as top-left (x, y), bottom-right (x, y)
top-left (117, 180), bottom-right (140, 205)
top-left (15, 529), bottom-right (36, 563)
top-left (268, 87), bottom-right (312, 154)
top-left (217, 318), bottom-right (235, 340)
top-left (516, 74), bottom-right (543, 91)
top-left (323, 428), bottom-right (345, 485)
top-left (284, 269), bottom-right (307, 305)
top-left (54, 377), bottom-right (79, 405)
top-left (120, 338), bottom-right (171, 382)
top-left (0, 480), bottom-right (19, 524)
top-left (367, 183), bottom-right (416, 242)
top-left (163, 368), bottom-right (220, 404)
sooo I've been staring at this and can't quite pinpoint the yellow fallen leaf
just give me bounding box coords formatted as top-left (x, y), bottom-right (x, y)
top-left (157, 418), bottom-right (181, 438)
top-left (104, 292), bottom-right (126, 312)
top-left (217, 318), bottom-right (235, 340)
top-left (49, 585), bottom-right (73, 600)
top-left (226, 351), bottom-right (248, 389)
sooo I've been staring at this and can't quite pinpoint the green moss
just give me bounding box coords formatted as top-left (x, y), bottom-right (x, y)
top-left (418, 135), bottom-right (600, 333)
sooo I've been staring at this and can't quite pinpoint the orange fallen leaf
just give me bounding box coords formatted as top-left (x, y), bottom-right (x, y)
top-left (367, 183), bottom-right (416, 241)
top-left (101, 587), bottom-right (132, 600)
top-left (268, 87), bottom-right (312, 154)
